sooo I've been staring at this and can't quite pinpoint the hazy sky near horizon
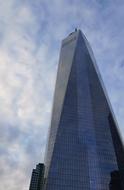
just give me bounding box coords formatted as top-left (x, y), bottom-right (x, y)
top-left (0, 0), bottom-right (124, 189)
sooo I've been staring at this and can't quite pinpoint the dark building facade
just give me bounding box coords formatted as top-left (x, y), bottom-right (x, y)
top-left (29, 163), bottom-right (44, 190)
top-left (43, 30), bottom-right (124, 189)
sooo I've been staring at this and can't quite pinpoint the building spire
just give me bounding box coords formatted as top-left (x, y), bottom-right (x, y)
top-left (75, 28), bottom-right (77, 32)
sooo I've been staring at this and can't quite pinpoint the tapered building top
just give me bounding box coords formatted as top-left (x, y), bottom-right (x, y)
top-left (43, 29), bottom-right (124, 190)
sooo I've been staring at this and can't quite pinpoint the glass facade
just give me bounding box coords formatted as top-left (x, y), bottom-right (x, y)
top-left (43, 30), bottom-right (124, 190)
top-left (29, 163), bottom-right (44, 190)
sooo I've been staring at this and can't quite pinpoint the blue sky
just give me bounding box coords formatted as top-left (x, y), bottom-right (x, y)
top-left (0, 0), bottom-right (124, 189)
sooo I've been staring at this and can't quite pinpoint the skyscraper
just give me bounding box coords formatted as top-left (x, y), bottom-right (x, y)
top-left (43, 30), bottom-right (124, 189)
top-left (29, 163), bottom-right (44, 190)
